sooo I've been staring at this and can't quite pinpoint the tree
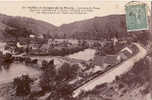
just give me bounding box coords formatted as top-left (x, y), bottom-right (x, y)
top-left (56, 63), bottom-right (79, 81)
top-left (71, 64), bottom-right (80, 79)
top-left (13, 75), bottom-right (33, 99)
top-left (2, 53), bottom-right (14, 69)
top-left (55, 82), bottom-right (73, 99)
top-left (40, 61), bottom-right (77, 100)
top-left (40, 60), bottom-right (56, 91)
top-left (41, 60), bottom-right (48, 69)
top-left (47, 81), bottom-right (73, 100)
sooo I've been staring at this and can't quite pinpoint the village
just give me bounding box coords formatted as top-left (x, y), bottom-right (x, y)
top-left (0, 1), bottom-right (151, 100)
top-left (0, 30), bottom-right (143, 100)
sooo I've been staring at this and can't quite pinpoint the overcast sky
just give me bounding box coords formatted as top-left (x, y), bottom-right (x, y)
top-left (0, 1), bottom-right (150, 26)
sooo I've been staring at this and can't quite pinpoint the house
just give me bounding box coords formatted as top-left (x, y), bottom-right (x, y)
top-left (120, 47), bottom-right (133, 54)
top-left (29, 34), bottom-right (35, 38)
top-left (68, 39), bottom-right (79, 45)
top-left (94, 55), bottom-right (120, 67)
top-left (40, 44), bottom-right (50, 52)
top-left (118, 47), bottom-right (133, 61)
top-left (93, 55), bottom-right (104, 66)
top-left (29, 43), bottom-right (40, 50)
top-left (94, 46), bottom-right (134, 67)
top-left (38, 35), bottom-right (44, 39)
top-left (16, 42), bottom-right (25, 48)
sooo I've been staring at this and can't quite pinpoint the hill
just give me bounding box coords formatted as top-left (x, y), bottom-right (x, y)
top-left (0, 13), bottom-right (149, 42)
top-left (56, 15), bottom-right (149, 40)
top-left (0, 13), bottom-right (57, 40)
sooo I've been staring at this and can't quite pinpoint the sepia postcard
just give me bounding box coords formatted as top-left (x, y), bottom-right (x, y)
top-left (0, 1), bottom-right (151, 100)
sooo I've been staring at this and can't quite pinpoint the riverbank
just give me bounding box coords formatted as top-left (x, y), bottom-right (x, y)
top-left (0, 43), bottom-right (147, 100)
top-left (73, 43), bottom-right (147, 97)
top-left (29, 46), bottom-right (87, 56)
top-left (0, 63), bottom-right (41, 85)
top-left (0, 47), bottom-right (97, 99)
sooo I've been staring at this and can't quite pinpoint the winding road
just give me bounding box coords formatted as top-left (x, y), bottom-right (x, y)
top-left (73, 43), bottom-right (147, 97)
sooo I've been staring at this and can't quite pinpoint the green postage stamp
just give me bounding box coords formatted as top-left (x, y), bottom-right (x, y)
top-left (125, 3), bottom-right (148, 31)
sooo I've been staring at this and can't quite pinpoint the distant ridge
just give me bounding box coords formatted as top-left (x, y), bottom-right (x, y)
top-left (0, 13), bottom-right (149, 41)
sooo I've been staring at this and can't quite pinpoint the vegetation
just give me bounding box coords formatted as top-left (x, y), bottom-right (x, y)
top-left (4, 27), bottom-right (32, 40)
top-left (0, 52), bottom-right (14, 70)
top-left (47, 81), bottom-right (73, 100)
top-left (13, 75), bottom-right (33, 98)
top-left (56, 63), bottom-right (79, 81)
top-left (118, 58), bottom-right (149, 87)
top-left (75, 57), bottom-right (150, 100)
top-left (40, 60), bottom-right (56, 91)
top-left (39, 60), bottom-right (80, 100)
top-left (0, 13), bottom-right (150, 100)
top-left (48, 46), bottom-right (87, 56)
top-left (2, 53), bottom-right (14, 68)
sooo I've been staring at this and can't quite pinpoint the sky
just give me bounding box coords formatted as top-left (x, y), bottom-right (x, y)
top-left (0, 1), bottom-right (150, 26)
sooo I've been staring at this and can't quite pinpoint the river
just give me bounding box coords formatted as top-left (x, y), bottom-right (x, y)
top-left (0, 63), bottom-right (40, 84)
top-left (0, 43), bottom-right (147, 98)
top-left (68, 49), bottom-right (96, 61)
top-left (29, 49), bottom-right (96, 61)
top-left (0, 48), bottom-right (96, 85)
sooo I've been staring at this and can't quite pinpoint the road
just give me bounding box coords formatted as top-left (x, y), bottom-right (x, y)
top-left (73, 43), bottom-right (147, 97)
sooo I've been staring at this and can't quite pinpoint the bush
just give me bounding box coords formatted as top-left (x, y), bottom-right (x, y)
top-left (40, 60), bottom-right (56, 91)
top-left (56, 63), bottom-right (79, 81)
top-left (48, 46), bottom-right (86, 56)
top-left (13, 75), bottom-right (33, 96)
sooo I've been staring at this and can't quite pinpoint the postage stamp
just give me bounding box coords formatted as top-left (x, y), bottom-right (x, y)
top-left (125, 3), bottom-right (149, 31)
